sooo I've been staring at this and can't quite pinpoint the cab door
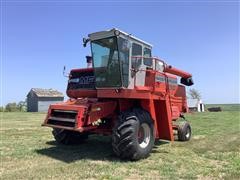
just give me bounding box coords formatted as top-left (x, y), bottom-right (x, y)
top-left (131, 43), bottom-right (145, 87)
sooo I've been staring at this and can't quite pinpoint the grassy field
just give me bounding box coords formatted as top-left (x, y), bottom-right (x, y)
top-left (1, 104), bottom-right (239, 179)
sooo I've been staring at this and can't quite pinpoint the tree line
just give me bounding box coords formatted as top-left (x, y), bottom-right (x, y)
top-left (0, 101), bottom-right (27, 112)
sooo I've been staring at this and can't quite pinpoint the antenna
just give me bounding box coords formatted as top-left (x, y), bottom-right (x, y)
top-left (63, 65), bottom-right (69, 77)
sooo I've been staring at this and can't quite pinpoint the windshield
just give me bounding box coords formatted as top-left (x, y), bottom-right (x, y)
top-left (91, 36), bottom-right (122, 88)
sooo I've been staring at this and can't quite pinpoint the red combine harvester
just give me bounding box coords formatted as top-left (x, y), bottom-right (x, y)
top-left (42, 29), bottom-right (194, 160)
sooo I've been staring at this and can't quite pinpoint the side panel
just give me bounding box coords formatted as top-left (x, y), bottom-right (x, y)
top-left (154, 98), bottom-right (174, 141)
top-left (140, 98), bottom-right (174, 141)
top-left (135, 70), bottom-right (146, 87)
top-left (88, 101), bottom-right (117, 125)
top-left (140, 98), bottom-right (158, 138)
top-left (171, 85), bottom-right (188, 113)
top-left (118, 99), bottom-right (135, 112)
top-left (67, 68), bottom-right (96, 98)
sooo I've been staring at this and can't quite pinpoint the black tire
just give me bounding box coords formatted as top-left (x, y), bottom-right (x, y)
top-left (177, 121), bottom-right (191, 141)
top-left (112, 108), bottom-right (154, 160)
top-left (52, 128), bottom-right (88, 145)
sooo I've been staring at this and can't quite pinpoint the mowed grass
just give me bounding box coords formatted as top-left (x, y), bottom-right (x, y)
top-left (0, 104), bottom-right (240, 179)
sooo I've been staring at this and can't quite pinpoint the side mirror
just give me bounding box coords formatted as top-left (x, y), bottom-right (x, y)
top-left (180, 77), bottom-right (194, 86)
top-left (83, 38), bottom-right (90, 47)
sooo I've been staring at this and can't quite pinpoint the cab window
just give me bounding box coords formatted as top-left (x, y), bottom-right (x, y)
top-left (131, 43), bottom-right (142, 70)
top-left (143, 47), bottom-right (152, 66)
top-left (118, 37), bottom-right (130, 87)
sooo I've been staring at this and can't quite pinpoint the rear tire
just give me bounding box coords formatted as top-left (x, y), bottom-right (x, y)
top-left (177, 121), bottom-right (191, 141)
top-left (112, 108), bottom-right (154, 160)
top-left (52, 128), bottom-right (88, 145)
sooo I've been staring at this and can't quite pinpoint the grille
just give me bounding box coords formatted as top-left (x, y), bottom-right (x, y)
top-left (47, 110), bottom-right (77, 127)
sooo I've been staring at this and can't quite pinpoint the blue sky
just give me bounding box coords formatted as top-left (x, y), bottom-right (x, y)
top-left (1, 0), bottom-right (239, 105)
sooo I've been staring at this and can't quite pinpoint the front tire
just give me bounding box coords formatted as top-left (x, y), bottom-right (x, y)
top-left (112, 108), bottom-right (154, 160)
top-left (52, 128), bottom-right (88, 145)
top-left (177, 121), bottom-right (191, 141)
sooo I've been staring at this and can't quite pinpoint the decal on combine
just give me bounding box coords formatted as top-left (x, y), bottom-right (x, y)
top-left (69, 76), bottom-right (95, 84)
top-left (67, 71), bottom-right (95, 90)
top-left (155, 75), bottom-right (165, 82)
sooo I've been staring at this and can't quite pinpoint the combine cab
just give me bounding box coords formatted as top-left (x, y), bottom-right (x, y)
top-left (42, 28), bottom-right (194, 160)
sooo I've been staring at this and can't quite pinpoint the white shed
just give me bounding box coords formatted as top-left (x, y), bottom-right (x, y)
top-left (187, 99), bottom-right (205, 112)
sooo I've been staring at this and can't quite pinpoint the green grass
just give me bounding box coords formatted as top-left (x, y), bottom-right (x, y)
top-left (1, 105), bottom-right (240, 179)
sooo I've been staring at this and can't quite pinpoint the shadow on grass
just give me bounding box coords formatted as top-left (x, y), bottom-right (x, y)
top-left (152, 140), bottom-right (170, 153)
top-left (36, 135), bottom-right (170, 163)
top-left (35, 135), bottom-right (120, 163)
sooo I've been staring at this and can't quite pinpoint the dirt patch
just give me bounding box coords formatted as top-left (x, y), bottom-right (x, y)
top-left (193, 135), bottom-right (206, 140)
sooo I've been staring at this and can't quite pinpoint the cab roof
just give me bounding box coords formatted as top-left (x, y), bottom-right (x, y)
top-left (88, 28), bottom-right (153, 48)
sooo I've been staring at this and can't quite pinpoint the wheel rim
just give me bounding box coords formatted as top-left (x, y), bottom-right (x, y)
top-left (138, 123), bottom-right (151, 149)
top-left (185, 127), bottom-right (191, 139)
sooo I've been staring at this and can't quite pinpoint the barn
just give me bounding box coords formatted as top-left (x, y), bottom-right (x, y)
top-left (27, 88), bottom-right (64, 112)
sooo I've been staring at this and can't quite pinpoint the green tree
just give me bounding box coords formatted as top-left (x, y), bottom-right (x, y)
top-left (0, 106), bottom-right (4, 112)
top-left (18, 101), bottom-right (27, 112)
top-left (5, 102), bottom-right (19, 112)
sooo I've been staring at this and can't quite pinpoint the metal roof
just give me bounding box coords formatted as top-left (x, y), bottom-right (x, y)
top-left (113, 28), bottom-right (153, 47)
top-left (30, 88), bottom-right (64, 97)
top-left (88, 28), bottom-right (153, 48)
